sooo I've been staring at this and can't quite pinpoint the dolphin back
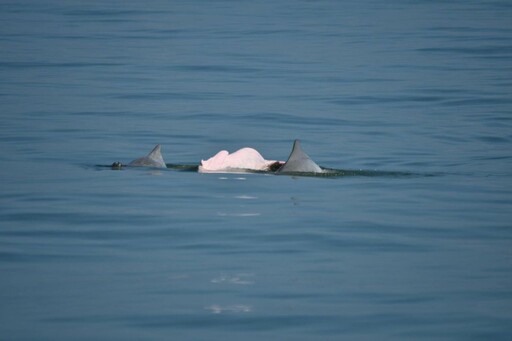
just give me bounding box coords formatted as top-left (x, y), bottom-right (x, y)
top-left (277, 140), bottom-right (323, 173)
top-left (128, 144), bottom-right (166, 168)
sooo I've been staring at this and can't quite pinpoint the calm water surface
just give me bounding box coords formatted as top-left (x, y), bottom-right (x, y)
top-left (1, 1), bottom-right (512, 340)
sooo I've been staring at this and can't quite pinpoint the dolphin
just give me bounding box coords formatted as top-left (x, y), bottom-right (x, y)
top-left (277, 140), bottom-right (323, 173)
top-left (111, 144), bottom-right (166, 169)
top-left (104, 141), bottom-right (417, 177)
top-left (199, 147), bottom-right (282, 173)
top-left (128, 144), bottom-right (166, 167)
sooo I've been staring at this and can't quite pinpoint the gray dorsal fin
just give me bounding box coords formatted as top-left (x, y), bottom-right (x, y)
top-left (277, 140), bottom-right (323, 173)
top-left (148, 144), bottom-right (163, 160)
top-left (128, 144), bottom-right (166, 168)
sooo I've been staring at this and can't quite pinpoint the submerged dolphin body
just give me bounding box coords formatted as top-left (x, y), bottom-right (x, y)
top-left (126, 144), bottom-right (166, 168)
top-left (277, 140), bottom-right (323, 173)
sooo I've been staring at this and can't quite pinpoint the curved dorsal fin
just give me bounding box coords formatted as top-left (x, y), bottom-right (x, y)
top-left (128, 144), bottom-right (166, 168)
top-left (277, 140), bottom-right (322, 173)
top-left (148, 144), bottom-right (163, 160)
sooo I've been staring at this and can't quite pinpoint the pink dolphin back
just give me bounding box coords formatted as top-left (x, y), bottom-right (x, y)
top-left (199, 147), bottom-right (283, 173)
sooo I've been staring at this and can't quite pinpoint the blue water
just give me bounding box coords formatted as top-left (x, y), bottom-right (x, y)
top-left (1, 1), bottom-right (512, 340)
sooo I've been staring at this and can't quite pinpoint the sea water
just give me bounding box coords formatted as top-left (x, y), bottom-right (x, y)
top-left (1, 1), bottom-right (512, 340)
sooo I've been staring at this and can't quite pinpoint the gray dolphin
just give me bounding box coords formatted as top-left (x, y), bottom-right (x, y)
top-left (277, 140), bottom-right (323, 173)
top-left (111, 144), bottom-right (166, 169)
top-left (128, 144), bottom-right (166, 168)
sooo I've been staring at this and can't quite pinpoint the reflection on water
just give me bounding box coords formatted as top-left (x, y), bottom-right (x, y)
top-left (211, 273), bottom-right (255, 285)
top-left (205, 305), bottom-right (252, 314)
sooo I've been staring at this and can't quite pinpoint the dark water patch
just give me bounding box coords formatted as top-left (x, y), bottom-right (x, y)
top-left (335, 93), bottom-right (512, 109)
top-left (0, 211), bottom-right (166, 227)
top-left (350, 292), bottom-right (440, 305)
top-left (247, 292), bottom-right (332, 301)
top-left (125, 313), bottom-right (337, 332)
top-left (473, 154), bottom-right (512, 162)
top-left (441, 97), bottom-right (512, 107)
top-left (44, 313), bottom-right (339, 335)
top-left (418, 45), bottom-right (512, 56)
top-left (477, 135), bottom-right (511, 144)
top-left (0, 250), bottom-right (106, 263)
top-left (0, 61), bottom-right (122, 69)
top-left (428, 25), bottom-right (512, 34)
top-left (240, 112), bottom-right (351, 127)
top-left (237, 28), bottom-right (304, 37)
top-left (0, 225), bottom-right (201, 245)
top-left (174, 64), bottom-right (261, 74)
top-left (60, 8), bottom-right (168, 24)
top-left (44, 311), bottom-right (509, 340)
top-left (63, 9), bottom-right (162, 17)
top-left (166, 164), bottom-right (199, 172)
top-left (305, 233), bottom-right (432, 254)
top-left (331, 94), bottom-right (452, 107)
top-left (111, 91), bottom-right (223, 101)
top-left (274, 168), bottom-right (430, 178)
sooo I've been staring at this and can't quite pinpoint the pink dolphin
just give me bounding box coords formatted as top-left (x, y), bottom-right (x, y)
top-left (199, 147), bottom-right (284, 173)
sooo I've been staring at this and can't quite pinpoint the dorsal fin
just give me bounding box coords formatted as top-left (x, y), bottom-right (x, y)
top-left (277, 140), bottom-right (322, 173)
top-left (147, 144), bottom-right (164, 161)
top-left (128, 144), bottom-right (166, 168)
